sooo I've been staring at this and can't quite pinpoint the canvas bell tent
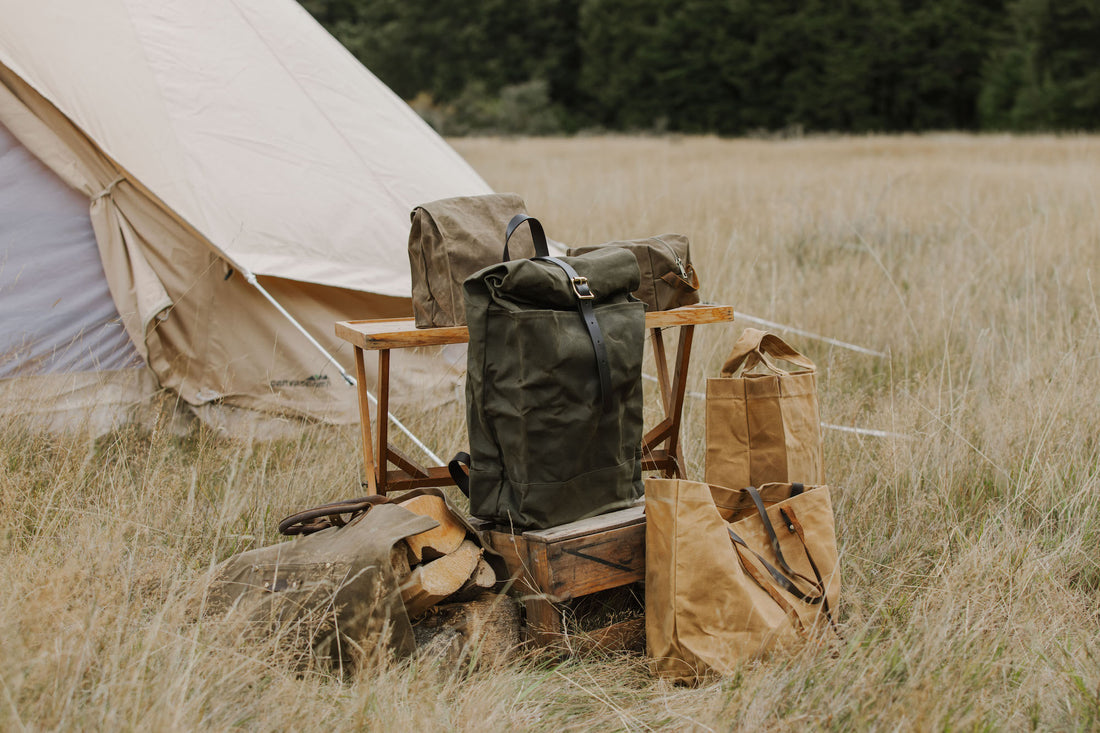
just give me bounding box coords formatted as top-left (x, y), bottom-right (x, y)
top-left (0, 0), bottom-right (492, 431)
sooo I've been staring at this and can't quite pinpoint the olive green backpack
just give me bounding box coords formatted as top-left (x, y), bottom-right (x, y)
top-left (452, 215), bottom-right (646, 529)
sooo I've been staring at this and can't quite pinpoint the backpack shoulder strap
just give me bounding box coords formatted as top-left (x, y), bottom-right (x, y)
top-left (536, 256), bottom-right (613, 412)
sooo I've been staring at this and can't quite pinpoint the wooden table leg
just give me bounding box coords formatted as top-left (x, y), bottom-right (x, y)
top-left (650, 327), bottom-right (674, 414)
top-left (377, 349), bottom-right (390, 495)
top-left (648, 326), bottom-right (690, 477)
top-left (353, 346), bottom-right (377, 494)
top-left (665, 325), bottom-right (695, 476)
top-left (645, 324), bottom-right (696, 478)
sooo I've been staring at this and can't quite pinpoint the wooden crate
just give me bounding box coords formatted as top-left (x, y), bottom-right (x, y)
top-left (482, 503), bottom-right (646, 649)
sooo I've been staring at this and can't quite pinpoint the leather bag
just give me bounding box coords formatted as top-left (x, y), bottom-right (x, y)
top-left (407, 193), bottom-right (534, 328)
top-left (645, 478), bottom-right (840, 683)
top-left (205, 503), bottom-right (437, 669)
top-left (458, 214), bottom-right (646, 529)
top-left (567, 234), bottom-right (700, 311)
top-left (705, 328), bottom-right (825, 490)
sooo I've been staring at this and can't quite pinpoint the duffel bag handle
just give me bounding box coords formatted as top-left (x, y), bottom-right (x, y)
top-left (504, 213), bottom-right (551, 261)
top-left (720, 327), bottom-right (816, 377)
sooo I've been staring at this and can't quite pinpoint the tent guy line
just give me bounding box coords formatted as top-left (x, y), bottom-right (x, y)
top-left (241, 268), bottom-right (355, 386)
top-left (239, 270), bottom-right (445, 464)
top-left (640, 374), bottom-right (908, 440)
top-left (733, 311), bottom-right (887, 358)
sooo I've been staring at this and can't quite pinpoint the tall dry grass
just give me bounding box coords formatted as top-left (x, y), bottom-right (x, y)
top-left (3, 134), bottom-right (1100, 730)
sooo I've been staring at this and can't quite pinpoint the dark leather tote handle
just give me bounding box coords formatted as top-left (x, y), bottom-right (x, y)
top-left (727, 525), bottom-right (824, 605)
top-left (504, 213), bottom-right (550, 261)
top-left (728, 484), bottom-right (839, 632)
top-left (728, 484), bottom-right (826, 603)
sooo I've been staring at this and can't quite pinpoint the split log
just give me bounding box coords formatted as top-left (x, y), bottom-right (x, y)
top-left (397, 494), bottom-right (467, 563)
top-left (448, 557), bottom-right (498, 603)
top-left (400, 539), bottom-right (481, 618)
top-left (412, 593), bottom-right (522, 669)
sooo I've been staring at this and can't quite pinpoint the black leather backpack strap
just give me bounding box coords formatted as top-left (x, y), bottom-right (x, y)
top-left (536, 255), bottom-right (613, 412)
top-left (448, 451), bottom-right (471, 496)
top-left (504, 213), bottom-right (551, 261)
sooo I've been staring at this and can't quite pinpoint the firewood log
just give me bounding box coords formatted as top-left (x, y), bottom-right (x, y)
top-left (400, 539), bottom-right (481, 618)
top-left (412, 593), bottom-right (522, 669)
top-left (447, 557), bottom-right (498, 603)
top-left (397, 494), bottom-right (467, 563)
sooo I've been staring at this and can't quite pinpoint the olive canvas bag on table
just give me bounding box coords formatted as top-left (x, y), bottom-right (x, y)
top-left (645, 478), bottom-right (840, 683)
top-left (456, 214), bottom-right (646, 530)
top-left (705, 328), bottom-right (825, 490)
top-left (567, 233), bottom-right (700, 311)
top-left (407, 193), bottom-right (534, 328)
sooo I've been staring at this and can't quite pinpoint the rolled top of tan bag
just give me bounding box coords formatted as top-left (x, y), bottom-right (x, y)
top-left (720, 328), bottom-right (816, 377)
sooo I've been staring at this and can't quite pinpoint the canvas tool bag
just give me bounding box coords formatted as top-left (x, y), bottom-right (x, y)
top-left (567, 234), bottom-right (700, 311)
top-left (705, 328), bottom-right (825, 490)
top-left (205, 503), bottom-right (437, 669)
top-left (456, 214), bottom-right (646, 529)
top-left (645, 478), bottom-right (840, 683)
top-left (407, 193), bottom-right (534, 328)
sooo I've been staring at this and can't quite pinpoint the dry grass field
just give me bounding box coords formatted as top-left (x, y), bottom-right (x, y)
top-left (3, 134), bottom-right (1100, 730)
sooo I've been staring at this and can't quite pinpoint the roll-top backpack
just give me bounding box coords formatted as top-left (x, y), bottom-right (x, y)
top-left (454, 215), bottom-right (646, 529)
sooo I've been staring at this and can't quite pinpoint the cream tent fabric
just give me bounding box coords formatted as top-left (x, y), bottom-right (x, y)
top-left (0, 0), bottom-right (492, 426)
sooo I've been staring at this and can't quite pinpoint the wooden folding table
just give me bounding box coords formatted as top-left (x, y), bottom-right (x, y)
top-left (335, 303), bottom-right (734, 495)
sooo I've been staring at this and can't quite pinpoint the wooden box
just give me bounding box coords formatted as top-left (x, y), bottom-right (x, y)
top-left (481, 503), bottom-right (646, 649)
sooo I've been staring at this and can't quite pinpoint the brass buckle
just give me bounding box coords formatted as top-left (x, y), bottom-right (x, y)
top-left (571, 276), bottom-right (595, 300)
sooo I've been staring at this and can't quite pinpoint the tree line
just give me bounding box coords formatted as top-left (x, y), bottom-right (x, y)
top-left (299, 0), bottom-right (1100, 135)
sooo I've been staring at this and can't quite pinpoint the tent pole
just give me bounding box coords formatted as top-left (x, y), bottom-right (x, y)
top-left (241, 269), bottom-right (443, 465)
top-left (243, 269), bottom-right (356, 385)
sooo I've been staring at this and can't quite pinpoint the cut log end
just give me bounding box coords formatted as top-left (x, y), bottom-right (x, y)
top-left (400, 539), bottom-right (481, 618)
top-left (390, 543), bottom-right (411, 582)
top-left (398, 494), bottom-right (467, 563)
top-left (448, 556), bottom-right (498, 603)
top-left (412, 593), bottom-right (522, 669)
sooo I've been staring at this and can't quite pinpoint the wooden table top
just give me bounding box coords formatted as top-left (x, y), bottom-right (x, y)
top-left (335, 303), bottom-right (734, 351)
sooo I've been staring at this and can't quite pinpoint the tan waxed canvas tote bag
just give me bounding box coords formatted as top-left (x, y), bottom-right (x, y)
top-left (705, 328), bottom-right (825, 490)
top-left (645, 478), bottom-right (840, 683)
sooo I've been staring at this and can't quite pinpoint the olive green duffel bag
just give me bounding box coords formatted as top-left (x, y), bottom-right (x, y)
top-left (567, 233), bottom-right (701, 312)
top-left (407, 193), bottom-right (532, 328)
top-left (453, 214), bottom-right (646, 530)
